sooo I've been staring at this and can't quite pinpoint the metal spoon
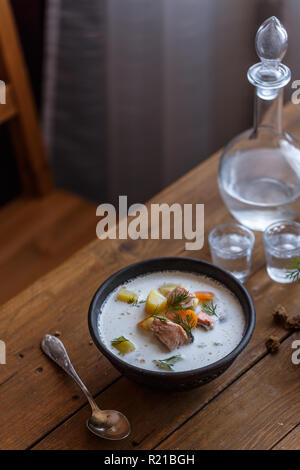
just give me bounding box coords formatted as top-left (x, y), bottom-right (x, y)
top-left (41, 334), bottom-right (130, 440)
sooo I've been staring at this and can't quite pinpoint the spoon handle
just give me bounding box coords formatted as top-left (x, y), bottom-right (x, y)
top-left (41, 334), bottom-right (99, 412)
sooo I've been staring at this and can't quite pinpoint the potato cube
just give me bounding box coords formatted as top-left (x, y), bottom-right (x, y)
top-left (138, 316), bottom-right (155, 331)
top-left (111, 336), bottom-right (135, 355)
top-left (117, 288), bottom-right (138, 304)
top-left (158, 284), bottom-right (182, 297)
top-left (145, 289), bottom-right (167, 314)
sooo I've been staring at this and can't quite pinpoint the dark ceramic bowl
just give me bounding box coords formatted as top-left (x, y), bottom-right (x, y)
top-left (88, 257), bottom-right (255, 391)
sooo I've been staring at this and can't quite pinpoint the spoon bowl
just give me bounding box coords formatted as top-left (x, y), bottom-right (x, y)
top-left (87, 409), bottom-right (131, 440)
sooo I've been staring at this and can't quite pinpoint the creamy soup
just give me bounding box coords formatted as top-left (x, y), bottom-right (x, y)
top-left (98, 271), bottom-right (246, 372)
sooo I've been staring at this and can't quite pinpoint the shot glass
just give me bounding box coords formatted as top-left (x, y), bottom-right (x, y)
top-left (263, 220), bottom-right (300, 284)
top-left (208, 223), bottom-right (255, 283)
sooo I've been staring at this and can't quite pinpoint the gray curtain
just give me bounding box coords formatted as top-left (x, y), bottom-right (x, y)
top-left (43, 0), bottom-right (107, 201)
top-left (43, 0), bottom-right (299, 205)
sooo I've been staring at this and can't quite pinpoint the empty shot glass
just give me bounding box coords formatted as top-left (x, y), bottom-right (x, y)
top-left (263, 220), bottom-right (300, 283)
top-left (208, 223), bottom-right (255, 283)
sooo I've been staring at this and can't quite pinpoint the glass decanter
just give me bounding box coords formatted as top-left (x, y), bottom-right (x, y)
top-left (219, 16), bottom-right (300, 231)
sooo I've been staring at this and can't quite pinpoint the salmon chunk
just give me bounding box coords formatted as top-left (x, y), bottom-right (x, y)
top-left (166, 286), bottom-right (195, 310)
top-left (197, 312), bottom-right (214, 329)
top-left (165, 310), bottom-right (177, 322)
top-left (151, 317), bottom-right (190, 351)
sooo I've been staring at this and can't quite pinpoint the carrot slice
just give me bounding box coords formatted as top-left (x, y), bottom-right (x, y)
top-left (194, 291), bottom-right (214, 301)
top-left (175, 310), bottom-right (198, 329)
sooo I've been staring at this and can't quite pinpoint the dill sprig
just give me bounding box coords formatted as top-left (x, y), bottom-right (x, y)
top-left (285, 258), bottom-right (300, 282)
top-left (149, 307), bottom-right (161, 318)
top-left (111, 336), bottom-right (129, 346)
top-left (202, 301), bottom-right (218, 317)
top-left (156, 316), bottom-right (168, 323)
top-left (127, 298), bottom-right (146, 306)
top-left (153, 355), bottom-right (182, 371)
top-left (174, 313), bottom-right (195, 343)
top-left (168, 290), bottom-right (189, 309)
top-left (175, 313), bottom-right (194, 334)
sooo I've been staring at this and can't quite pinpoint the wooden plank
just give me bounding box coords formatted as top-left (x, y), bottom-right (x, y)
top-left (0, 190), bottom-right (97, 304)
top-left (156, 333), bottom-right (300, 450)
top-left (32, 268), bottom-right (298, 450)
top-left (0, 244), bottom-right (126, 450)
top-left (0, 0), bottom-right (52, 195)
top-left (273, 425), bottom-right (300, 450)
top-left (0, 83), bottom-right (17, 123)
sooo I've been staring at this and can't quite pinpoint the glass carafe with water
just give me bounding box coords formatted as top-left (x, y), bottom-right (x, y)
top-left (219, 17), bottom-right (300, 231)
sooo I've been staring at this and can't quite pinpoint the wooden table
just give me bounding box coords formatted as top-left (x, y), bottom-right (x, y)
top-left (1, 105), bottom-right (300, 451)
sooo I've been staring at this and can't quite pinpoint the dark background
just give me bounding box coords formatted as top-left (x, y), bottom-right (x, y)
top-left (0, 0), bottom-right (45, 205)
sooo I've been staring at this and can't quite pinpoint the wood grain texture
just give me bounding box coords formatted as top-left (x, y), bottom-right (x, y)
top-left (156, 333), bottom-right (300, 450)
top-left (0, 243), bottom-right (124, 449)
top-left (0, 104), bottom-right (299, 450)
top-left (273, 425), bottom-right (300, 450)
top-left (0, 190), bottom-right (97, 305)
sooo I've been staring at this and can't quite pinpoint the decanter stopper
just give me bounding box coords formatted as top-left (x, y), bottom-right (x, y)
top-left (248, 17), bottom-right (291, 99)
top-left (256, 16), bottom-right (287, 62)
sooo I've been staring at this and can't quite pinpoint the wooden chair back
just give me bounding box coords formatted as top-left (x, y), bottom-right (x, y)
top-left (0, 0), bottom-right (52, 196)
